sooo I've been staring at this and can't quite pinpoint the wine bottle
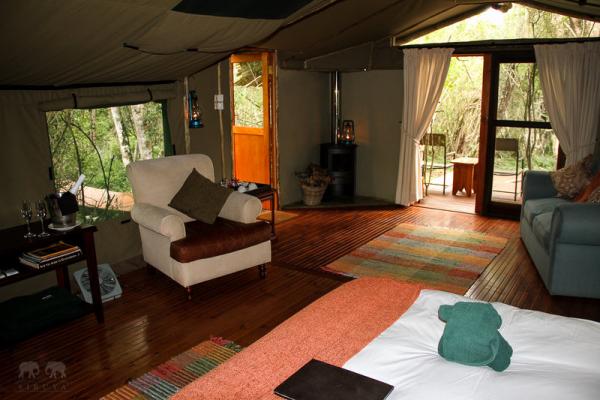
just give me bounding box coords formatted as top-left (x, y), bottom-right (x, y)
top-left (70, 174), bottom-right (85, 195)
top-left (58, 174), bottom-right (84, 215)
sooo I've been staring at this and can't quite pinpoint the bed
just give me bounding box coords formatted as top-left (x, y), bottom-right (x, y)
top-left (173, 278), bottom-right (600, 400)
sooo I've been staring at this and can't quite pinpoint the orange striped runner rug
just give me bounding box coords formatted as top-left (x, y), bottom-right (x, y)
top-left (322, 223), bottom-right (508, 294)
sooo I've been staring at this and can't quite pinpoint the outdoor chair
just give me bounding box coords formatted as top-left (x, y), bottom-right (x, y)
top-left (493, 138), bottom-right (525, 201)
top-left (421, 133), bottom-right (455, 195)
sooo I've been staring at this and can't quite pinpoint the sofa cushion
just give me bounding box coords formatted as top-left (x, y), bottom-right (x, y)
top-left (549, 154), bottom-right (594, 198)
top-left (575, 171), bottom-right (600, 203)
top-left (532, 212), bottom-right (553, 249)
top-left (170, 218), bottom-right (271, 263)
top-left (588, 187), bottom-right (600, 204)
top-left (523, 198), bottom-right (569, 225)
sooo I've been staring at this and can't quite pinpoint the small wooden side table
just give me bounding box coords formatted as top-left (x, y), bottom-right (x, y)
top-left (451, 157), bottom-right (479, 197)
top-left (0, 224), bottom-right (104, 323)
top-left (246, 184), bottom-right (276, 240)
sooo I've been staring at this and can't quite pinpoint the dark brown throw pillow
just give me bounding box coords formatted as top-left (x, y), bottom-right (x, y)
top-left (168, 168), bottom-right (232, 224)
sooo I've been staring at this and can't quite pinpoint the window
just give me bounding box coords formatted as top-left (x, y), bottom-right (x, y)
top-left (402, 4), bottom-right (600, 45)
top-left (46, 102), bottom-right (168, 222)
top-left (232, 60), bottom-right (264, 128)
top-left (489, 60), bottom-right (557, 207)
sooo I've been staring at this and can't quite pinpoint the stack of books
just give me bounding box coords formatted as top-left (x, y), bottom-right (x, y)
top-left (19, 241), bottom-right (82, 269)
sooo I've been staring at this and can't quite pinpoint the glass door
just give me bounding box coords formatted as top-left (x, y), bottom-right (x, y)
top-left (484, 55), bottom-right (558, 217)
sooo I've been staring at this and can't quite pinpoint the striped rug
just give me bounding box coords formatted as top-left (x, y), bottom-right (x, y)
top-left (322, 223), bottom-right (508, 294)
top-left (101, 338), bottom-right (242, 400)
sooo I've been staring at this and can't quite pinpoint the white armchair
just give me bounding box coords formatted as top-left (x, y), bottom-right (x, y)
top-left (127, 154), bottom-right (272, 298)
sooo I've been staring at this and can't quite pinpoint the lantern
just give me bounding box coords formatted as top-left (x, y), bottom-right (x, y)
top-left (188, 90), bottom-right (204, 128)
top-left (341, 120), bottom-right (355, 145)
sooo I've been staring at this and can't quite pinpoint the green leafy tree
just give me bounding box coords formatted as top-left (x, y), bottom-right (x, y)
top-left (232, 61), bottom-right (264, 127)
top-left (409, 4), bottom-right (598, 175)
top-left (46, 102), bottom-right (165, 222)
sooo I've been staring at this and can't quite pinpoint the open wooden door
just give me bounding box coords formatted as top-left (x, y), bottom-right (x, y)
top-left (230, 52), bottom-right (273, 187)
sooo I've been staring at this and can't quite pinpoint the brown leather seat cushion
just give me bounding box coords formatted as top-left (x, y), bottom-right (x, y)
top-left (170, 218), bottom-right (271, 263)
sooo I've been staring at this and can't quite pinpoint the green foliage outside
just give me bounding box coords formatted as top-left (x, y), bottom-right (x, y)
top-left (409, 4), bottom-right (598, 178)
top-left (46, 102), bottom-right (165, 222)
top-left (233, 61), bottom-right (263, 127)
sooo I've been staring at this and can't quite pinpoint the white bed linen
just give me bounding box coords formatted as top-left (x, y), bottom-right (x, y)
top-left (344, 290), bottom-right (600, 400)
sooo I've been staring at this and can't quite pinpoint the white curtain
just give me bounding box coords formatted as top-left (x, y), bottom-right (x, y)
top-left (535, 42), bottom-right (600, 166)
top-left (395, 48), bottom-right (453, 206)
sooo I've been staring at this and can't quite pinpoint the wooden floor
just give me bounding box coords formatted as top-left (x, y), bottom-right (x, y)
top-left (2, 206), bottom-right (599, 399)
top-left (416, 191), bottom-right (476, 214)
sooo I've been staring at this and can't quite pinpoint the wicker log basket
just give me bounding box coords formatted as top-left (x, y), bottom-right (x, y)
top-left (301, 184), bottom-right (327, 206)
top-left (296, 164), bottom-right (333, 206)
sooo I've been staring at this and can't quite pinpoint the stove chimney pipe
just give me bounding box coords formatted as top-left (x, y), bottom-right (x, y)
top-left (330, 71), bottom-right (341, 144)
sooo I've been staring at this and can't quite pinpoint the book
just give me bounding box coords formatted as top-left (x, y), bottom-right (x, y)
top-left (23, 241), bottom-right (81, 262)
top-left (3, 268), bottom-right (19, 276)
top-left (20, 251), bottom-right (80, 264)
top-left (0, 268), bottom-right (19, 279)
top-left (274, 359), bottom-right (394, 400)
top-left (19, 250), bottom-right (82, 269)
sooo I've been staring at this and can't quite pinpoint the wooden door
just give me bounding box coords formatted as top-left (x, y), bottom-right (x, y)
top-left (230, 53), bottom-right (271, 185)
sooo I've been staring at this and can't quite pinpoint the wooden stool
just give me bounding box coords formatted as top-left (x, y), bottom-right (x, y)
top-left (451, 157), bottom-right (478, 197)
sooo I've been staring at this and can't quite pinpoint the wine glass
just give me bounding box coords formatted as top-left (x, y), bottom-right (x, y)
top-left (36, 200), bottom-right (51, 238)
top-left (20, 201), bottom-right (35, 239)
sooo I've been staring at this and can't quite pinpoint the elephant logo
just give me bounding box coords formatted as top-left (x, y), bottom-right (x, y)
top-left (45, 361), bottom-right (67, 379)
top-left (18, 361), bottom-right (40, 379)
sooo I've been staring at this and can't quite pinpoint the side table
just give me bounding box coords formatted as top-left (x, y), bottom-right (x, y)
top-left (0, 224), bottom-right (104, 323)
top-left (451, 157), bottom-right (479, 197)
top-left (246, 184), bottom-right (276, 240)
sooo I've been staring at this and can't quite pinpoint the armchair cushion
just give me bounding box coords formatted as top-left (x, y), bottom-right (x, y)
top-left (131, 203), bottom-right (186, 242)
top-left (168, 168), bottom-right (232, 224)
top-left (170, 218), bottom-right (271, 263)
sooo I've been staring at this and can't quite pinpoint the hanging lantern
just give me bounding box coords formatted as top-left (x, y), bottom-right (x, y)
top-left (188, 90), bottom-right (204, 128)
top-left (341, 120), bottom-right (355, 145)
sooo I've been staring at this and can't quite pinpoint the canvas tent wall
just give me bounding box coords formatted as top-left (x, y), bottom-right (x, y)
top-left (2, 1), bottom-right (598, 86)
top-left (1, 0), bottom-right (598, 215)
top-left (0, 83), bottom-right (184, 300)
top-left (1, 0), bottom-right (599, 299)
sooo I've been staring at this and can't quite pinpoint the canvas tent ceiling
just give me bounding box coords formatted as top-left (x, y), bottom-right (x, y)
top-left (0, 0), bottom-right (598, 87)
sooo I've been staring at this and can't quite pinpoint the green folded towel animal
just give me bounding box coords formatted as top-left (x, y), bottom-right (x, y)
top-left (438, 302), bottom-right (513, 372)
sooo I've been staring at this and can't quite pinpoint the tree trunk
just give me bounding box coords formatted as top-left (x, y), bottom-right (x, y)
top-left (130, 104), bottom-right (152, 160)
top-left (90, 109), bottom-right (97, 141)
top-left (524, 65), bottom-right (536, 170)
top-left (497, 64), bottom-right (517, 119)
top-left (110, 107), bottom-right (133, 167)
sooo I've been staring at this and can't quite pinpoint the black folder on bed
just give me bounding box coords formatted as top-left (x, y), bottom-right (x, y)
top-left (274, 359), bottom-right (394, 400)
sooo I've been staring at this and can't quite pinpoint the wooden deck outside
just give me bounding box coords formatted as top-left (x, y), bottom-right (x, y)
top-left (418, 167), bottom-right (524, 214)
top-left (1, 206), bottom-right (599, 399)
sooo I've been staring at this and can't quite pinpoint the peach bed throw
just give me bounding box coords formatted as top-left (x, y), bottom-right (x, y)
top-left (173, 277), bottom-right (421, 400)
